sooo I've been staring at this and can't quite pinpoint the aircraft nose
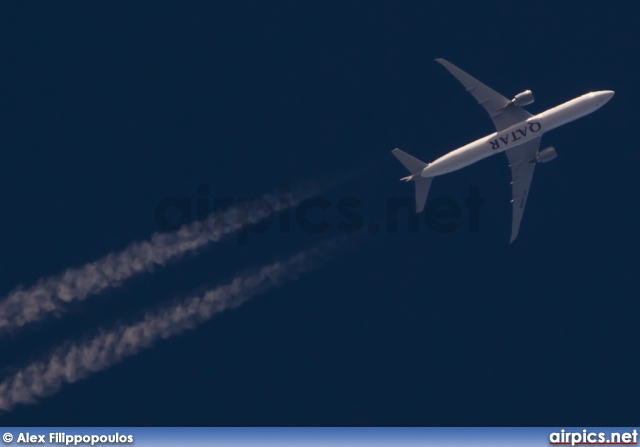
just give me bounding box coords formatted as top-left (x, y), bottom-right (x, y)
top-left (591, 90), bottom-right (614, 107)
top-left (599, 90), bottom-right (615, 103)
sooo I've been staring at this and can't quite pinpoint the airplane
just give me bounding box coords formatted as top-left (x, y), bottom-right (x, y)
top-left (392, 58), bottom-right (614, 242)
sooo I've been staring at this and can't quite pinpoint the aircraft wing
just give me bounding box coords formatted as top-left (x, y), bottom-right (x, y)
top-left (505, 137), bottom-right (541, 243)
top-left (436, 59), bottom-right (532, 131)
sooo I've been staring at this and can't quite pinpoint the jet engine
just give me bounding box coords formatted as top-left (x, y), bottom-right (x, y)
top-left (536, 146), bottom-right (557, 163)
top-left (511, 90), bottom-right (534, 107)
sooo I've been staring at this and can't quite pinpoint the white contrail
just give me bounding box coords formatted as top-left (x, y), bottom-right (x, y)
top-left (0, 192), bottom-right (297, 333)
top-left (0, 245), bottom-right (328, 412)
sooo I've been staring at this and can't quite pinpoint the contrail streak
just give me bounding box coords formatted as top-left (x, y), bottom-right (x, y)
top-left (0, 245), bottom-right (329, 412)
top-left (0, 191), bottom-right (296, 333)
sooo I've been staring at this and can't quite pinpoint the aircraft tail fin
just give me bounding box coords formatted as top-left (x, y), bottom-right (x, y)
top-left (391, 148), bottom-right (432, 213)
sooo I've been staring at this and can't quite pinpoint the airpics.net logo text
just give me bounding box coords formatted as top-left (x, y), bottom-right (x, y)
top-left (153, 185), bottom-right (485, 244)
top-left (549, 429), bottom-right (638, 446)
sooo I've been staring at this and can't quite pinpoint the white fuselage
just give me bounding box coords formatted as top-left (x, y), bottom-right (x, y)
top-left (420, 91), bottom-right (614, 177)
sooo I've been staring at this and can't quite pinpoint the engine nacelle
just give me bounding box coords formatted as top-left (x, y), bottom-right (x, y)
top-left (511, 90), bottom-right (534, 107)
top-left (536, 146), bottom-right (557, 163)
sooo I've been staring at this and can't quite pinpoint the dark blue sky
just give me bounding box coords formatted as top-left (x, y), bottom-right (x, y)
top-left (0, 2), bottom-right (638, 425)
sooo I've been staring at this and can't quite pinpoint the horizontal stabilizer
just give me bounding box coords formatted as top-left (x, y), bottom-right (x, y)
top-left (414, 178), bottom-right (433, 213)
top-left (391, 148), bottom-right (427, 175)
top-left (391, 148), bottom-right (432, 212)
